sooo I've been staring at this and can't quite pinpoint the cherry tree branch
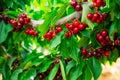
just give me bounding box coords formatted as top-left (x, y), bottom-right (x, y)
top-left (31, 2), bottom-right (93, 28)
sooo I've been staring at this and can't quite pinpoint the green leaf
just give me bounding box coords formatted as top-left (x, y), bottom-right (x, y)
top-left (81, 4), bottom-right (94, 29)
top-left (48, 64), bottom-right (59, 80)
top-left (51, 3), bottom-right (68, 26)
top-left (60, 59), bottom-right (67, 80)
top-left (78, 37), bottom-right (90, 48)
top-left (0, 21), bottom-right (13, 44)
top-left (84, 64), bottom-right (92, 80)
top-left (25, 68), bottom-right (36, 80)
top-left (70, 63), bottom-right (85, 80)
top-left (38, 60), bottom-right (53, 73)
top-left (7, 57), bottom-right (16, 68)
top-left (50, 31), bottom-right (64, 48)
top-left (109, 21), bottom-right (117, 41)
top-left (86, 57), bottom-right (102, 80)
top-left (81, 29), bottom-right (91, 38)
top-left (38, 11), bottom-right (57, 36)
top-left (10, 69), bottom-right (23, 80)
top-left (66, 60), bottom-right (76, 74)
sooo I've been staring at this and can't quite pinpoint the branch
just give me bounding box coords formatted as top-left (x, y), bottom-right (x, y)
top-left (30, 2), bottom-right (93, 28)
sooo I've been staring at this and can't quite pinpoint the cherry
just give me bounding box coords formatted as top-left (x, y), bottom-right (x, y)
top-left (70, 0), bottom-right (77, 8)
top-left (52, 32), bottom-right (57, 38)
top-left (87, 13), bottom-right (93, 19)
top-left (92, 51), bottom-right (97, 57)
top-left (92, 0), bottom-right (97, 2)
top-left (96, 19), bottom-right (102, 24)
top-left (101, 2), bottom-right (106, 7)
top-left (81, 49), bottom-right (87, 55)
top-left (78, 24), bottom-right (85, 31)
top-left (96, 33), bottom-right (101, 39)
top-left (96, 0), bottom-right (103, 7)
top-left (67, 24), bottom-right (74, 30)
top-left (33, 32), bottom-right (38, 36)
top-left (100, 42), bottom-right (106, 47)
top-left (46, 31), bottom-right (52, 38)
top-left (105, 36), bottom-right (110, 41)
top-left (18, 18), bottom-right (25, 24)
top-left (29, 29), bottom-right (35, 35)
top-left (75, 4), bottom-right (82, 11)
top-left (66, 23), bottom-right (70, 28)
top-left (93, 13), bottom-right (100, 20)
top-left (68, 31), bottom-right (73, 37)
top-left (11, 20), bottom-right (17, 27)
top-left (114, 40), bottom-right (120, 45)
top-left (101, 30), bottom-right (108, 37)
top-left (104, 51), bottom-right (110, 57)
top-left (73, 20), bottom-right (80, 27)
top-left (103, 13), bottom-right (108, 20)
top-left (98, 35), bottom-right (104, 42)
top-left (65, 32), bottom-right (69, 38)
top-left (25, 17), bottom-right (31, 23)
top-left (73, 27), bottom-right (79, 34)
top-left (91, 17), bottom-right (97, 22)
top-left (21, 13), bottom-right (27, 18)
top-left (86, 52), bottom-right (92, 58)
top-left (57, 26), bottom-right (62, 32)
top-left (17, 22), bottom-right (22, 28)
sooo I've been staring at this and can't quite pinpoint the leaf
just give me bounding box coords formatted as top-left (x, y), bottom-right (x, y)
top-left (7, 57), bottom-right (16, 68)
top-left (0, 21), bottom-right (13, 44)
top-left (51, 3), bottom-right (68, 26)
top-left (48, 64), bottom-right (59, 80)
top-left (60, 59), bottom-right (67, 80)
top-left (25, 68), bottom-right (36, 80)
top-left (50, 31), bottom-right (64, 48)
top-left (78, 37), bottom-right (90, 48)
top-left (66, 60), bottom-right (76, 74)
top-left (81, 29), bottom-right (91, 38)
top-left (84, 64), bottom-right (92, 80)
top-left (10, 69), bottom-right (23, 80)
top-left (38, 60), bottom-right (53, 73)
top-left (81, 4), bottom-right (94, 29)
top-left (38, 11), bottom-right (57, 36)
top-left (109, 21), bottom-right (117, 41)
top-left (70, 63), bottom-right (85, 80)
top-left (86, 57), bottom-right (102, 80)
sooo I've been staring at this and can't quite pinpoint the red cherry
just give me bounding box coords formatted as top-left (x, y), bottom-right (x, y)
top-left (92, 0), bottom-right (97, 2)
top-left (78, 24), bottom-right (85, 31)
top-left (65, 32), bottom-right (69, 38)
top-left (44, 34), bottom-right (48, 38)
top-left (21, 13), bottom-right (27, 18)
top-left (29, 29), bottom-right (35, 35)
top-left (68, 31), bottom-right (73, 37)
top-left (93, 13), bottom-right (100, 20)
top-left (75, 4), bottom-right (82, 11)
top-left (105, 36), bottom-right (110, 41)
top-left (114, 40), bottom-right (120, 45)
top-left (70, 0), bottom-right (77, 8)
top-left (52, 32), bottom-right (57, 38)
top-left (33, 32), bottom-right (38, 36)
top-left (73, 20), bottom-right (80, 27)
top-left (87, 13), bottom-right (93, 19)
top-left (66, 23), bottom-right (70, 28)
top-left (104, 51), bottom-right (110, 57)
top-left (103, 13), bottom-right (108, 20)
top-left (67, 24), bottom-right (74, 30)
top-left (17, 22), bottom-right (22, 28)
top-left (25, 29), bottom-right (29, 34)
top-left (25, 17), bottom-right (31, 23)
top-left (96, 0), bottom-right (103, 7)
top-left (11, 20), bottom-right (17, 27)
top-left (73, 27), bottom-right (79, 34)
top-left (96, 19), bottom-right (102, 24)
top-left (101, 30), bottom-right (108, 37)
top-left (96, 33), bottom-right (101, 39)
top-left (100, 42), bottom-right (106, 47)
top-left (101, 2), bottom-right (106, 7)
top-left (98, 35), bottom-right (104, 42)
top-left (81, 49), bottom-right (87, 55)
top-left (86, 52), bottom-right (92, 58)
top-left (18, 18), bottom-right (25, 24)
top-left (57, 26), bottom-right (62, 32)
top-left (46, 31), bottom-right (52, 38)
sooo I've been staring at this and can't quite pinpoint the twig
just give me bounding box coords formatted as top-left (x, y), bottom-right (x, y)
top-left (30, 2), bottom-right (93, 28)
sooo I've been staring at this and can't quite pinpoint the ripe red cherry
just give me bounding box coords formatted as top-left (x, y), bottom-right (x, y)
top-left (29, 29), bottom-right (35, 35)
top-left (67, 24), bottom-right (74, 30)
top-left (96, 0), bottom-right (103, 7)
top-left (98, 35), bottom-right (104, 42)
top-left (22, 13), bottom-right (27, 18)
top-left (17, 22), bottom-right (22, 28)
top-left (75, 4), bottom-right (82, 11)
top-left (46, 31), bottom-right (52, 38)
top-left (91, 17), bottom-right (97, 22)
top-left (100, 42), bottom-right (106, 47)
top-left (68, 31), bottom-right (73, 37)
top-left (104, 51), bottom-right (110, 57)
top-left (86, 52), bottom-right (92, 58)
top-left (18, 18), bottom-right (25, 24)
top-left (52, 32), bottom-right (57, 38)
top-left (25, 30), bottom-right (29, 34)
top-left (81, 49), bottom-right (87, 55)
top-left (73, 27), bottom-right (79, 34)
top-left (78, 24), bottom-right (85, 31)
top-left (70, 0), bottom-right (77, 8)
top-left (102, 2), bottom-right (106, 7)
top-left (92, 0), bottom-right (97, 2)
top-left (101, 30), bottom-right (108, 37)
top-left (93, 13), bottom-right (100, 20)
top-left (66, 23), bottom-right (70, 28)
top-left (103, 13), bottom-right (108, 20)
top-left (96, 33), bottom-right (101, 39)
top-left (105, 36), bottom-right (110, 41)
top-left (73, 20), bottom-right (80, 27)
top-left (87, 13), bottom-right (93, 19)
top-left (65, 32), bottom-right (69, 38)
top-left (11, 20), bottom-right (17, 27)
top-left (25, 17), bottom-right (31, 23)
top-left (114, 40), bottom-right (120, 45)
top-left (96, 19), bottom-right (102, 24)
top-left (33, 32), bottom-right (38, 36)
top-left (57, 26), bottom-right (62, 32)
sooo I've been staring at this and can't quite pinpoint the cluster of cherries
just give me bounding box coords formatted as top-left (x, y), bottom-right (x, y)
top-left (70, 0), bottom-right (82, 11)
top-left (92, 0), bottom-right (106, 7)
top-left (44, 27), bottom-right (63, 41)
top-left (81, 47), bottom-right (111, 59)
top-left (65, 20), bottom-right (88, 38)
top-left (25, 29), bottom-right (38, 37)
top-left (96, 30), bottom-right (112, 47)
top-left (87, 12), bottom-right (108, 24)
